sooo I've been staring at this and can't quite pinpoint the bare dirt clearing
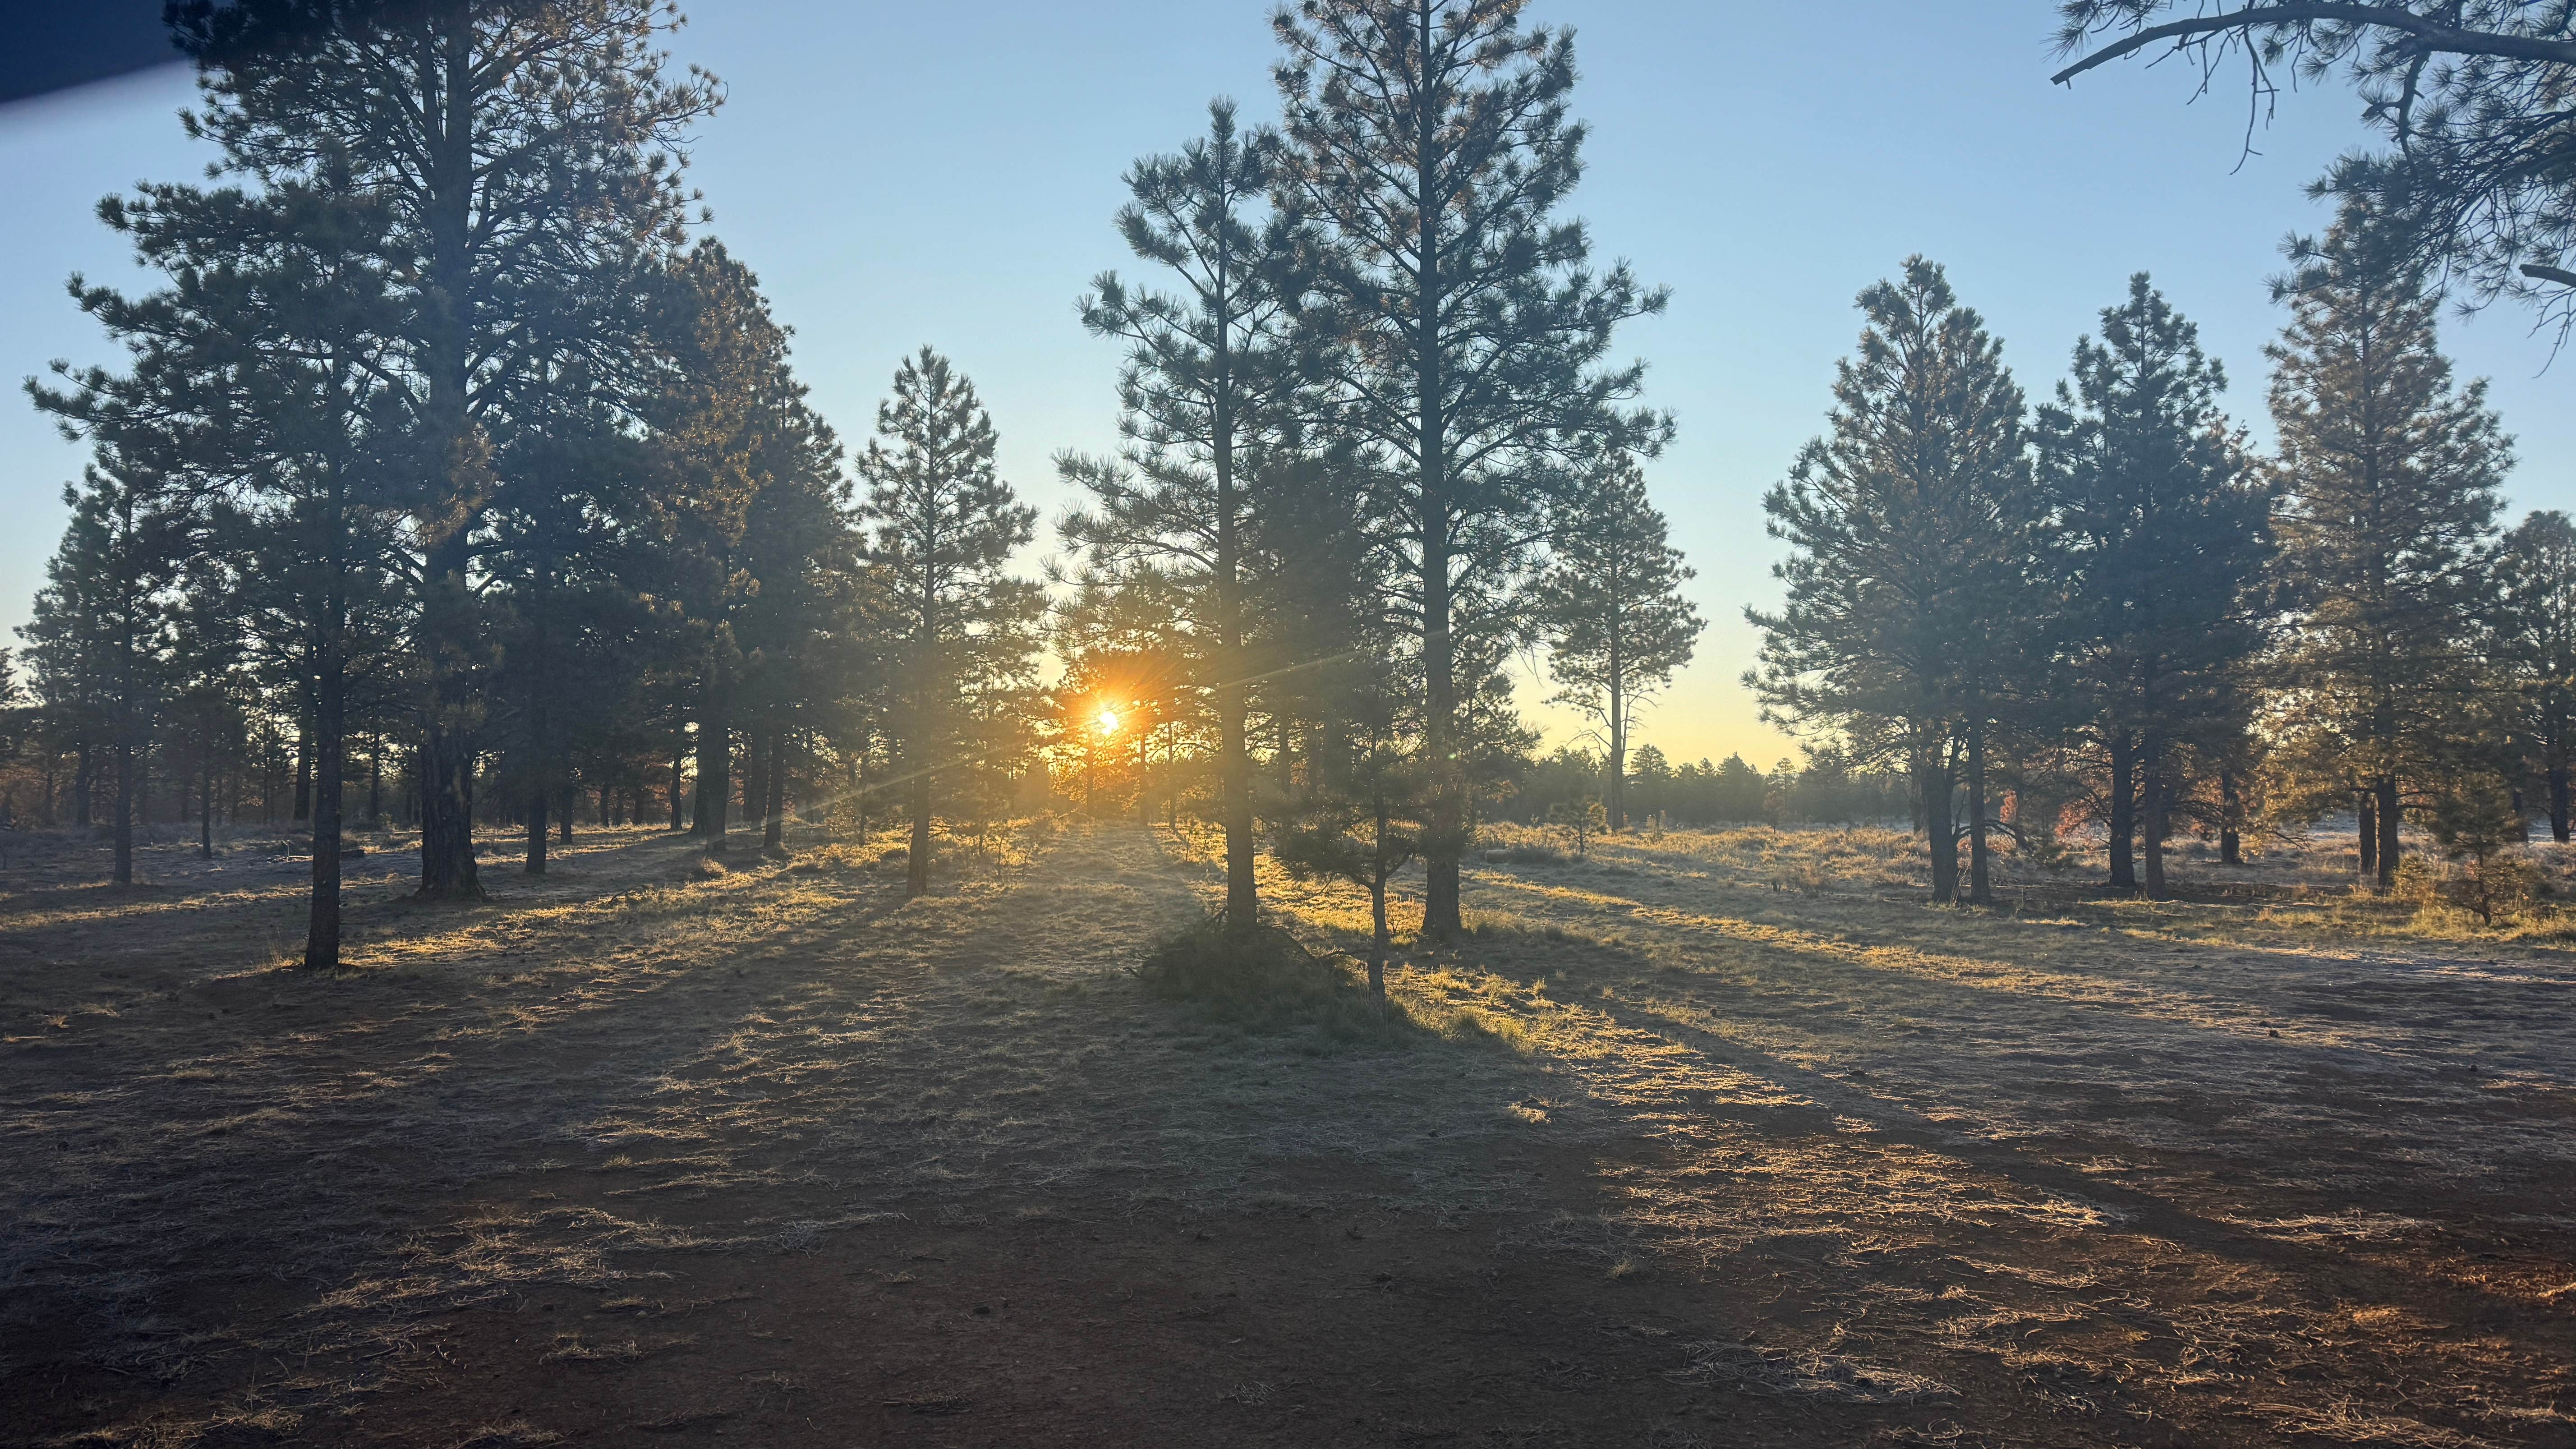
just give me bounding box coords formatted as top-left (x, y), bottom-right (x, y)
top-left (3, 822), bottom-right (2572, 1446)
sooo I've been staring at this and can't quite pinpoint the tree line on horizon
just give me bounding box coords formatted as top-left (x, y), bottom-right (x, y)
top-left (0, 0), bottom-right (1707, 979)
top-left (2, 0), bottom-right (2571, 966)
top-left (1740, 0), bottom-right (2576, 909)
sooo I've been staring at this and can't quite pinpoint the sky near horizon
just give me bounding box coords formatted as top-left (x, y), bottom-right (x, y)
top-left (1, 1), bottom-right (2567, 769)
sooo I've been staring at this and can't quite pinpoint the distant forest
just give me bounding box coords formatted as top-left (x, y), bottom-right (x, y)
top-left (2, 0), bottom-right (2572, 967)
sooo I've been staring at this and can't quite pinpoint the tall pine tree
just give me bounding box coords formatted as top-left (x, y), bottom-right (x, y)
top-left (2038, 274), bottom-right (2274, 899)
top-left (1749, 259), bottom-right (2038, 906)
top-left (171, 0), bottom-right (715, 900)
top-left (2268, 208), bottom-right (2511, 889)
top-left (2498, 510), bottom-right (2576, 842)
top-left (1063, 98), bottom-right (1306, 926)
top-left (1532, 452), bottom-right (1702, 832)
top-left (1273, 0), bottom-right (1668, 935)
top-left (858, 350), bottom-right (1043, 899)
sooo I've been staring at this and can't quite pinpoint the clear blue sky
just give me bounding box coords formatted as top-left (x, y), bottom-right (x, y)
top-left (3, 1), bottom-right (2567, 767)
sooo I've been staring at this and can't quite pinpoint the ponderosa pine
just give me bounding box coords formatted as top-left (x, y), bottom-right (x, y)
top-left (857, 350), bottom-right (1043, 900)
top-left (1533, 453), bottom-right (1703, 833)
top-left (2268, 208), bottom-right (2511, 890)
top-left (1063, 98), bottom-right (1306, 927)
top-left (2038, 274), bottom-right (2273, 900)
top-left (1272, 0), bottom-right (1668, 936)
top-left (1749, 259), bottom-right (2038, 906)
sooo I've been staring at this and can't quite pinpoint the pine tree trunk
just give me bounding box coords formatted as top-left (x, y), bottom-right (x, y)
top-left (1967, 719), bottom-right (1992, 906)
top-left (1368, 875), bottom-right (1389, 998)
top-left (2551, 722), bottom-right (2571, 844)
top-left (1606, 670), bottom-right (1627, 833)
top-left (694, 649), bottom-right (730, 852)
top-left (1415, 92), bottom-right (1463, 941)
top-left (201, 751), bottom-right (215, 860)
top-left (2375, 775), bottom-right (2401, 890)
top-left (2358, 791), bottom-right (2378, 884)
top-left (111, 737), bottom-right (134, 886)
top-left (2107, 730), bottom-right (2137, 890)
top-left (1920, 746), bottom-right (1958, 905)
top-left (411, 6), bottom-right (484, 904)
top-left (304, 662), bottom-right (345, 971)
top-left (743, 727), bottom-right (768, 839)
top-left (367, 743), bottom-right (382, 828)
top-left (558, 787), bottom-right (574, 842)
top-left (906, 765), bottom-right (933, 898)
top-left (763, 727), bottom-right (787, 854)
top-left (1211, 309), bottom-right (1258, 929)
top-left (293, 729), bottom-right (312, 824)
top-left (2140, 733), bottom-right (2169, 901)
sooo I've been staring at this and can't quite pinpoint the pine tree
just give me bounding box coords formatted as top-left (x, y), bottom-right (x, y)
top-left (2498, 510), bottom-right (2576, 841)
top-left (1532, 453), bottom-right (1702, 832)
top-left (2268, 207), bottom-right (2511, 889)
top-left (1063, 98), bottom-right (1306, 925)
top-left (2038, 274), bottom-right (2275, 899)
top-left (170, 0), bottom-right (716, 900)
top-left (21, 454), bottom-right (192, 886)
top-left (858, 350), bottom-right (1044, 899)
top-left (646, 242), bottom-right (812, 855)
top-left (1748, 258), bottom-right (2038, 905)
top-left (1273, 0), bottom-right (1669, 935)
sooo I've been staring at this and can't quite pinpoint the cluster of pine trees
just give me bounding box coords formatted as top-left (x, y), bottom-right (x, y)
top-left (3, 0), bottom-right (1710, 975)
top-left (1753, 207), bottom-right (2556, 905)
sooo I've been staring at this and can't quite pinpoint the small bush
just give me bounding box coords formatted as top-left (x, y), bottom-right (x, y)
top-left (1135, 913), bottom-right (1413, 1044)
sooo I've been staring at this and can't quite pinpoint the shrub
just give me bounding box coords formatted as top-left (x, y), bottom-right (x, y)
top-left (1135, 912), bottom-right (1413, 1044)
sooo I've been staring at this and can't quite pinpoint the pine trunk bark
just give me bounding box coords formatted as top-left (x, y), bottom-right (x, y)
top-left (1967, 719), bottom-right (1992, 906)
top-left (305, 660), bottom-right (345, 971)
top-left (111, 737), bottom-right (134, 886)
top-left (906, 765), bottom-right (933, 898)
top-left (412, 9), bottom-right (484, 903)
top-left (1606, 667), bottom-right (1627, 834)
top-left (1921, 745), bottom-right (1959, 905)
top-left (2140, 734), bottom-right (2169, 901)
top-left (1415, 64), bottom-right (1462, 940)
top-left (2375, 776), bottom-right (2401, 890)
top-left (2550, 722), bottom-right (2571, 844)
top-left (764, 727), bottom-right (787, 854)
top-left (2358, 791), bottom-right (2378, 884)
top-left (2106, 730), bottom-right (2137, 890)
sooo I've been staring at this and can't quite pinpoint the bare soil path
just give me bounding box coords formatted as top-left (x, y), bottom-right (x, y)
top-left (2, 821), bottom-right (2571, 1447)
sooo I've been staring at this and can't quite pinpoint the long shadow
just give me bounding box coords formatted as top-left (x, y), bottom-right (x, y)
top-left (1438, 868), bottom-right (2576, 1307)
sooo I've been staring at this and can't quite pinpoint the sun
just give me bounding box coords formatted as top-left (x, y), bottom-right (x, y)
top-left (1095, 708), bottom-right (1121, 735)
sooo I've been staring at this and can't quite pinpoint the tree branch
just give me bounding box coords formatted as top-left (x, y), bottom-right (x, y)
top-left (2052, 4), bottom-right (2576, 86)
top-left (2522, 262), bottom-right (2576, 288)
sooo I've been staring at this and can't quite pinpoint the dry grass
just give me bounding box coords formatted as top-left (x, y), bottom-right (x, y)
top-left (0, 815), bottom-right (2570, 1446)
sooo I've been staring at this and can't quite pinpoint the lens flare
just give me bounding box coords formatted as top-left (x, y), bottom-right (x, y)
top-left (1095, 708), bottom-right (1120, 735)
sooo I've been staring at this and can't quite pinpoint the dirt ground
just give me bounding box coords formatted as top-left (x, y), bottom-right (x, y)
top-left (2, 817), bottom-right (2572, 1448)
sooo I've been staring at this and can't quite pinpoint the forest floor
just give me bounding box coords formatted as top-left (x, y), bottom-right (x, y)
top-left (1, 817), bottom-right (2572, 1448)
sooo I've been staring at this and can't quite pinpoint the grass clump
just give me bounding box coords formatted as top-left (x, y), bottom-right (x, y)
top-left (1136, 912), bottom-right (1417, 1045)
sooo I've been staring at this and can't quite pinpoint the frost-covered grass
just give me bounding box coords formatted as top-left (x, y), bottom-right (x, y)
top-left (3, 816), bottom-right (2571, 1446)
